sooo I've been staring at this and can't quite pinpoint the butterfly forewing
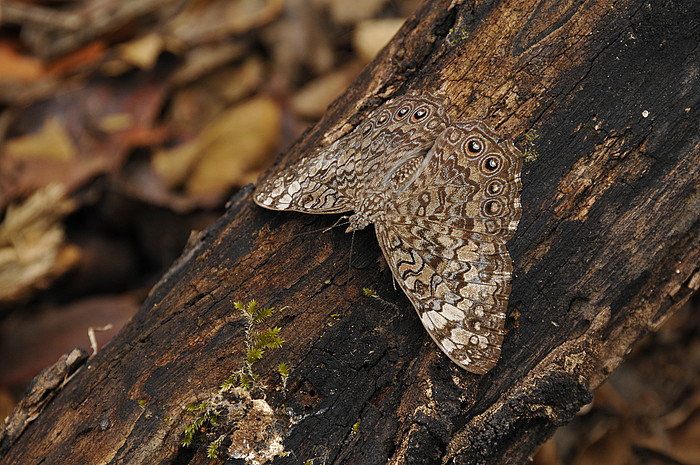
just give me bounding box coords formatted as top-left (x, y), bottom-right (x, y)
top-left (254, 95), bottom-right (449, 214)
top-left (358, 97), bottom-right (449, 194)
top-left (254, 140), bottom-right (354, 213)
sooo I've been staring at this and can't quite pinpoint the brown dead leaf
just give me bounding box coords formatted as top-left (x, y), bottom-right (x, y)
top-left (168, 0), bottom-right (284, 45)
top-left (262, 1), bottom-right (336, 80)
top-left (291, 64), bottom-right (362, 119)
top-left (327, 0), bottom-right (389, 25)
top-left (169, 56), bottom-right (265, 131)
top-left (0, 41), bottom-right (44, 84)
top-left (353, 18), bottom-right (405, 63)
top-left (0, 184), bottom-right (79, 303)
top-left (668, 407), bottom-right (700, 464)
top-left (46, 41), bottom-right (108, 77)
top-left (98, 113), bottom-right (136, 133)
top-left (1, 73), bottom-right (168, 206)
top-left (217, 56), bottom-right (265, 102)
top-left (170, 42), bottom-right (248, 86)
top-left (152, 96), bottom-right (281, 196)
top-left (117, 33), bottom-right (165, 70)
top-left (573, 425), bottom-right (636, 465)
top-left (4, 117), bottom-right (77, 162)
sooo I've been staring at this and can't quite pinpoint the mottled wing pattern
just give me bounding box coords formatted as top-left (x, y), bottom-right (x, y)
top-left (376, 122), bottom-right (522, 374)
top-left (353, 96), bottom-right (449, 193)
top-left (375, 222), bottom-right (510, 373)
top-left (254, 93), bottom-right (523, 374)
top-left (253, 141), bottom-right (354, 214)
top-left (253, 95), bottom-right (449, 215)
top-left (403, 121), bottom-right (522, 239)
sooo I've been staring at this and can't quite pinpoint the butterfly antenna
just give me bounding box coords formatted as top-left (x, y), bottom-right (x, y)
top-left (289, 216), bottom-right (350, 239)
top-left (348, 230), bottom-right (356, 272)
top-left (323, 215), bottom-right (350, 234)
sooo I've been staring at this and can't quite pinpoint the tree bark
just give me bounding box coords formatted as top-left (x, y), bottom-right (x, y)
top-left (2, 0), bottom-right (699, 464)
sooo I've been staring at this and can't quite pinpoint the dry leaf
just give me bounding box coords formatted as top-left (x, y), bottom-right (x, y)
top-left (262, 0), bottom-right (336, 80)
top-left (168, 0), bottom-right (284, 45)
top-left (0, 184), bottom-right (79, 303)
top-left (152, 97), bottom-right (281, 196)
top-left (0, 41), bottom-right (44, 84)
top-left (2, 72), bottom-right (168, 207)
top-left (218, 56), bottom-right (265, 102)
top-left (291, 64), bottom-right (362, 119)
top-left (98, 113), bottom-right (136, 133)
top-left (4, 117), bottom-right (77, 162)
top-left (353, 18), bottom-right (405, 63)
top-left (46, 42), bottom-right (108, 77)
top-left (169, 56), bottom-right (265, 130)
top-left (326, 0), bottom-right (389, 25)
top-left (117, 33), bottom-right (164, 70)
top-left (668, 405), bottom-right (700, 464)
top-left (185, 96), bottom-right (281, 194)
top-left (170, 42), bottom-right (248, 86)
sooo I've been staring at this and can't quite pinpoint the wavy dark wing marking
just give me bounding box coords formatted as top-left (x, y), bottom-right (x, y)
top-left (375, 119), bottom-right (521, 374)
top-left (375, 221), bottom-right (509, 373)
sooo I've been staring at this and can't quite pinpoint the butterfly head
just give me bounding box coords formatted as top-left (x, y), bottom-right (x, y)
top-left (346, 213), bottom-right (370, 232)
top-left (346, 195), bottom-right (386, 232)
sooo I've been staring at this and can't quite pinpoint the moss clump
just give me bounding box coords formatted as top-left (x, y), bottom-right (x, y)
top-left (181, 300), bottom-right (289, 462)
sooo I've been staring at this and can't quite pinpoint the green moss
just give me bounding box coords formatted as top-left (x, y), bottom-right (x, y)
top-left (207, 435), bottom-right (225, 458)
top-left (362, 288), bottom-right (398, 310)
top-left (181, 403), bottom-right (220, 447)
top-left (447, 27), bottom-right (470, 45)
top-left (181, 299), bottom-right (290, 460)
top-left (278, 363), bottom-right (289, 390)
top-left (523, 129), bottom-right (541, 162)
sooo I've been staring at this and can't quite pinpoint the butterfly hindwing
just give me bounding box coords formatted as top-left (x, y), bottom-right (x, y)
top-left (375, 220), bottom-right (509, 373)
top-left (376, 119), bottom-right (521, 373)
top-left (395, 121), bottom-right (523, 239)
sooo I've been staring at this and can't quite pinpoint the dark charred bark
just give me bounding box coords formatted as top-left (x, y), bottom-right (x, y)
top-left (1, 0), bottom-right (699, 464)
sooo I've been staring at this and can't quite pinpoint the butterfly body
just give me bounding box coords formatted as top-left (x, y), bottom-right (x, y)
top-left (254, 94), bottom-right (522, 374)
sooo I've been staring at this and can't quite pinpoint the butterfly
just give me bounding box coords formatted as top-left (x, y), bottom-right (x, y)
top-left (254, 94), bottom-right (522, 374)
